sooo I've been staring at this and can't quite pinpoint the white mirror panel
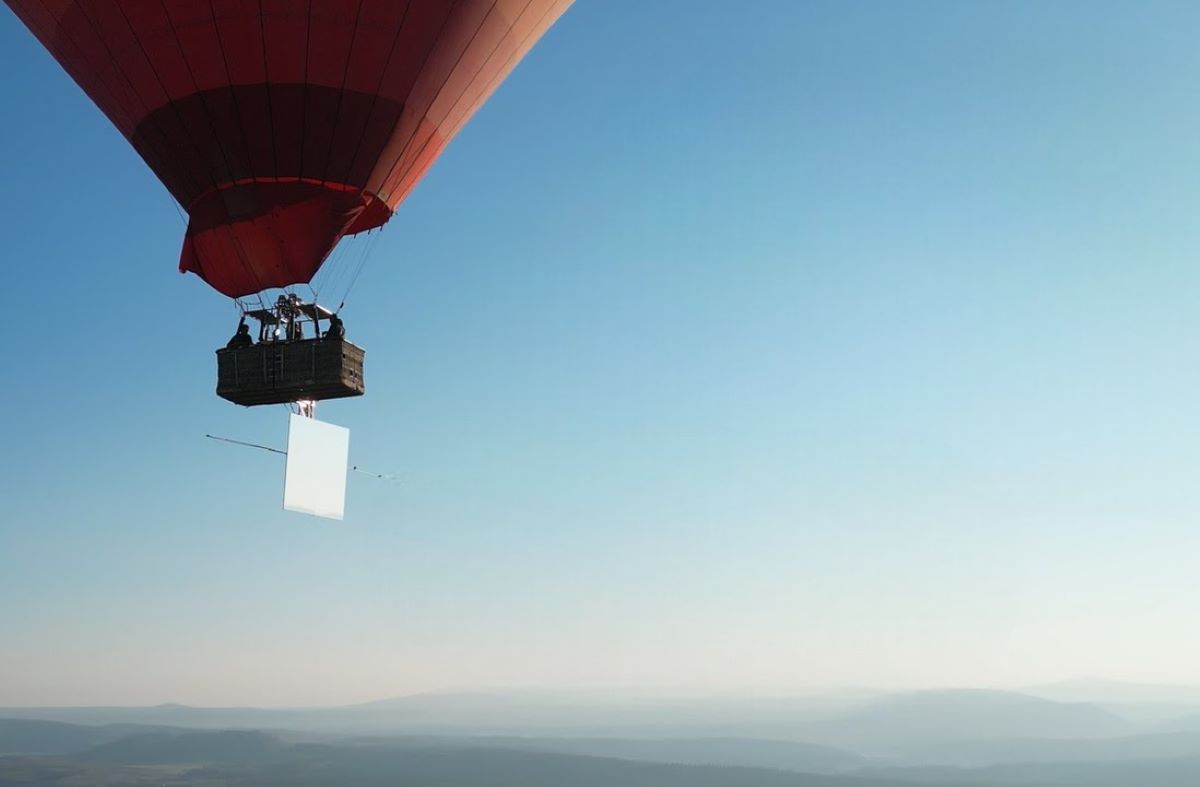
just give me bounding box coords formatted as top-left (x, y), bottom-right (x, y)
top-left (283, 414), bottom-right (349, 520)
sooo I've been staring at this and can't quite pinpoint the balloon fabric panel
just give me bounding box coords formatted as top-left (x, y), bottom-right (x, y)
top-left (5, 0), bottom-right (573, 297)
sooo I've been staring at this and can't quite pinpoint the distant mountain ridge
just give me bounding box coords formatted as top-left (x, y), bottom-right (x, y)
top-left (1026, 678), bottom-right (1200, 704)
top-left (875, 730), bottom-right (1200, 768)
top-left (0, 688), bottom-right (1133, 747)
top-left (6, 706), bottom-right (1200, 786)
top-left (442, 735), bottom-right (866, 774)
top-left (709, 689), bottom-right (1131, 757)
top-left (79, 728), bottom-right (286, 765)
top-left (0, 737), bottom-right (971, 787)
top-left (0, 718), bottom-right (173, 756)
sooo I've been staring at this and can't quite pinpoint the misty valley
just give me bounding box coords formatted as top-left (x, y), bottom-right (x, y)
top-left (4, 683), bottom-right (1200, 786)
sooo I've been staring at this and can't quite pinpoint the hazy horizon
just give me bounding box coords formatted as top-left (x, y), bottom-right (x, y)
top-left (0, 676), bottom-right (1194, 710)
top-left (5, 0), bottom-right (1200, 713)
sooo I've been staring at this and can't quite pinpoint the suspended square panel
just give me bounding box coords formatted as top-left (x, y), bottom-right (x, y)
top-left (283, 414), bottom-right (350, 520)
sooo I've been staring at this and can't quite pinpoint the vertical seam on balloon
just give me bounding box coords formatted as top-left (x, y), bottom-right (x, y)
top-left (341, 0), bottom-right (415, 193)
top-left (80, 0), bottom-right (216, 266)
top-left (311, 0), bottom-right (366, 299)
top-left (117, 0), bottom-right (266, 297)
top-left (298, 0), bottom-right (313, 178)
top-left (157, 0), bottom-right (238, 185)
top-left (24, 0), bottom-right (133, 136)
top-left (50, 0), bottom-right (184, 201)
top-left (387, 0), bottom-right (569, 205)
top-left (320, 0), bottom-right (366, 186)
top-left (425, 0), bottom-right (568, 217)
top-left (34, 0), bottom-right (181, 214)
top-left (209, 1), bottom-right (258, 181)
top-left (441, 1), bottom-right (569, 148)
top-left (373, 0), bottom-right (517, 202)
top-left (332, 0), bottom-right (488, 305)
top-left (259, 0), bottom-right (279, 178)
top-left (362, 0), bottom-right (470, 199)
top-left (156, 0), bottom-right (268, 298)
top-left (396, 0), bottom-right (545, 195)
top-left (108, 0), bottom-right (222, 200)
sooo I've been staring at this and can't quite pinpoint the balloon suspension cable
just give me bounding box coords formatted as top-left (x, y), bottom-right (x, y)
top-left (312, 241), bottom-right (348, 303)
top-left (338, 228), bottom-right (381, 310)
top-left (166, 193), bottom-right (187, 226)
top-left (320, 227), bottom-right (382, 313)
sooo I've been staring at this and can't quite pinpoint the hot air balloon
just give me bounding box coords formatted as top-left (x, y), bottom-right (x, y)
top-left (4, 0), bottom-right (572, 408)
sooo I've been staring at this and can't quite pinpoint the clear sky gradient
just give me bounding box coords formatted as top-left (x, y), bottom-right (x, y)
top-left (2, 1), bottom-right (1199, 706)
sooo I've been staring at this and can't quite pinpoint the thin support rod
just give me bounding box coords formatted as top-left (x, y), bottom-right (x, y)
top-left (204, 434), bottom-right (286, 455)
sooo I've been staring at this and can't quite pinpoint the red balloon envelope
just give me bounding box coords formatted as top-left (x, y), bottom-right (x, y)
top-left (6, 0), bottom-right (572, 297)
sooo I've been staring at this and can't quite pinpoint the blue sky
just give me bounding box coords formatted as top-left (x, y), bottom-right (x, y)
top-left (3, 1), bottom-right (1200, 706)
